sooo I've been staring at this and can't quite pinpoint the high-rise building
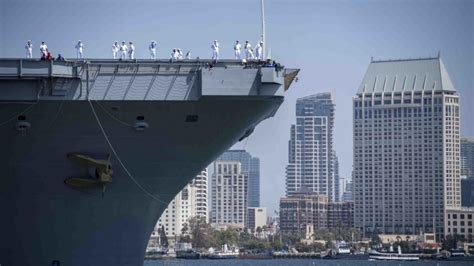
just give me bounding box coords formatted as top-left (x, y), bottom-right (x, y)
top-left (328, 201), bottom-right (354, 229)
top-left (279, 187), bottom-right (353, 235)
top-left (353, 57), bottom-right (460, 240)
top-left (279, 187), bottom-right (329, 235)
top-left (211, 161), bottom-right (248, 228)
top-left (461, 138), bottom-right (474, 179)
top-left (460, 139), bottom-right (474, 207)
top-left (461, 178), bottom-right (474, 207)
top-left (286, 93), bottom-right (337, 201)
top-left (156, 169), bottom-right (208, 238)
top-left (342, 180), bottom-right (353, 201)
top-left (193, 170), bottom-right (209, 222)
top-left (334, 154), bottom-right (340, 202)
top-left (217, 150), bottom-right (260, 207)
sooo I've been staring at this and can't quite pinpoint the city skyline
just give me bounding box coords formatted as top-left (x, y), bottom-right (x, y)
top-left (1, 0), bottom-right (472, 214)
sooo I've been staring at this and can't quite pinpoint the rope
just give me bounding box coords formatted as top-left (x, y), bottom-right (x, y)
top-left (48, 100), bottom-right (66, 128)
top-left (94, 100), bottom-right (133, 127)
top-left (88, 99), bottom-right (168, 206)
top-left (0, 103), bottom-right (36, 127)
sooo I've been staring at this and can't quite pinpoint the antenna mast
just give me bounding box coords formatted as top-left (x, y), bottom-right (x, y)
top-left (261, 0), bottom-right (266, 59)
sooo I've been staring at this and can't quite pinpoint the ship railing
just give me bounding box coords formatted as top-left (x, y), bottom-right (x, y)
top-left (0, 58), bottom-right (282, 79)
top-left (0, 59), bottom-right (77, 78)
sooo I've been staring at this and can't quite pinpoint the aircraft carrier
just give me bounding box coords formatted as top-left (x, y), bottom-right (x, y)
top-left (0, 58), bottom-right (298, 265)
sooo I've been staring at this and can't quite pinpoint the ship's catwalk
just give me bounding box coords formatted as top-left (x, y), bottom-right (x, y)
top-left (0, 59), bottom-right (298, 265)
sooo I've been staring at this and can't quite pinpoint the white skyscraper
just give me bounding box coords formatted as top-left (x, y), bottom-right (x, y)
top-left (286, 93), bottom-right (338, 202)
top-left (353, 57), bottom-right (460, 240)
top-left (211, 161), bottom-right (248, 228)
top-left (156, 169), bottom-right (208, 238)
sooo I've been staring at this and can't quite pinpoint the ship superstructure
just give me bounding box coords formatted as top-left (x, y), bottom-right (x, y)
top-left (0, 58), bottom-right (298, 265)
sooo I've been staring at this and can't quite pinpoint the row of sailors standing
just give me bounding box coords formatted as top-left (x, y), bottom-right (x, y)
top-left (25, 40), bottom-right (50, 58)
top-left (25, 40), bottom-right (85, 59)
top-left (211, 40), bottom-right (263, 60)
top-left (233, 40), bottom-right (263, 60)
top-left (28, 40), bottom-right (164, 60)
top-left (25, 39), bottom-right (264, 60)
top-left (112, 41), bottom-right (191, 60)
top-left (112, 41), bottom-right (136, 60)
top-left (171, 48), bottom-right (191, 60)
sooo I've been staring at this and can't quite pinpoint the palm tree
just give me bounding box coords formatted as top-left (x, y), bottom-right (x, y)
top-left (181, 223), bottom-right (189, 236)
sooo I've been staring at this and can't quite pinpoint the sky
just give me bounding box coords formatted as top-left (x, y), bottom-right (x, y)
top-left (1, 0), bottom-right (473, 214)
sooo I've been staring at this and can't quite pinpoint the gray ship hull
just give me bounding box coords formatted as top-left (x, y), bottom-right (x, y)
top-left (0, 97), bottom-right (282, 265)
top-left (0, 59), bottom-right (298, 265)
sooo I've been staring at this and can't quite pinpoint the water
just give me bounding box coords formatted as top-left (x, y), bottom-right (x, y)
top-left (144, 259), bottom-right (474, 266)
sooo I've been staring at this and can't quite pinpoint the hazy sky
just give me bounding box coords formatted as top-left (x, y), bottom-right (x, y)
top-left (1, 0), bottom-right (473, 213)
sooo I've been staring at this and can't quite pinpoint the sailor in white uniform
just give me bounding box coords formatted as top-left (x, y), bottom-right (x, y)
top-left (39, 41), bottom-right (48, 58)
top-left (234, 40), bottom-right (241, 60)
top-left (244, 41), bottom-right (253, 60)
top-left (149, 40), bottom-right (157, 60)
top-left (171, 48), bottom-right (176, 60)
top-left (25, 40), bottom-right (33, 58)
top-left (244, 40), bottom-right (253, 60)
top-left (120, 41), bottom-right (128, 60)
top-left (112, 41), bottom-right (120, 59)
top-left (211, 40), bottom-right (219, 60)
top-left (75, 40), bottom-right (84, 59)
top-left (128, 42), bottom-right (135, 60)
top-left (177, 48), bottom-right (183, 60)
top-left (185, 51), bottom-right (191, 59)
top-left (255, 41), bottom-right (263, 60)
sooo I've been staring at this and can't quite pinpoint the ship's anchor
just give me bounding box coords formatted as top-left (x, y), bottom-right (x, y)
top-left (65, 153), bottom-right (113, 196)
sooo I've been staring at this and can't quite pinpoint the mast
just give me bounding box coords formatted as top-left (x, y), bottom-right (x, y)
top-left (261, 0), bottom-right (266, 59)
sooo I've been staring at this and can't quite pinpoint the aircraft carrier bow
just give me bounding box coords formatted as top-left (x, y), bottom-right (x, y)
top-left (0, 58), bottom-right (298, 265)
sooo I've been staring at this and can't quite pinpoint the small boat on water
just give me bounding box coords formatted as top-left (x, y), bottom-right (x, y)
top-left (450, 248), bottom-right (466, 257)
top-left (175, 249), bottom-right (200, 259)
top-left (144, 246), bottom-right (173, 260)
top-left (175, 242), bottom-right (200, 259)
top-left (145, 246), bottom-right (167, 254)
top-left (208, 244), bottom-right (239, 259)
top-left (337, 241), bottom-right (351, 255)
top-left (369, 246), bottom-right (420, 261)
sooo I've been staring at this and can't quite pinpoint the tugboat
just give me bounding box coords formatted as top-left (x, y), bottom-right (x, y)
top-left (208, 244), bottom-right (239, 259)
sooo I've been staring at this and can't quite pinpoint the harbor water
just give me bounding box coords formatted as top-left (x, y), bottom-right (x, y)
top-left (144, 259), bottom-right (474, 266)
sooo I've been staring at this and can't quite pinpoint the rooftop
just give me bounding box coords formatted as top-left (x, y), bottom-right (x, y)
top-left (357, 56), bottom-right (456, 94)
top-left (298, 92), bottom-right (333, 101)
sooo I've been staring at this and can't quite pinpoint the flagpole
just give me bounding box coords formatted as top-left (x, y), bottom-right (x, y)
top-left (261, 0), bottom-right (266, 59)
